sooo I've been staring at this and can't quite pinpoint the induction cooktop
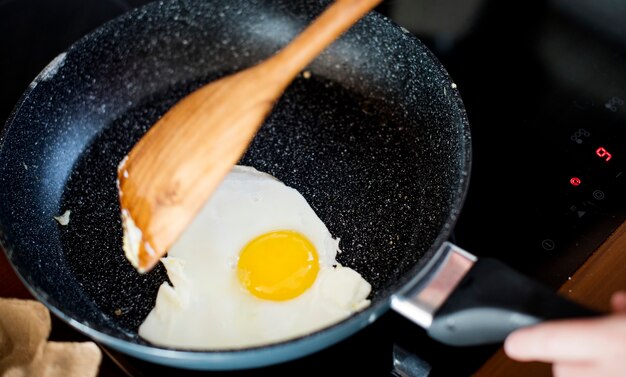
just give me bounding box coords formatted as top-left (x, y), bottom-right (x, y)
top-left (1, 0), bottom-right (625, 376)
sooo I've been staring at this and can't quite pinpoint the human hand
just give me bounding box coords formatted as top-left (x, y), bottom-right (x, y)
top-left (504, 291), bottom-right (626, 377)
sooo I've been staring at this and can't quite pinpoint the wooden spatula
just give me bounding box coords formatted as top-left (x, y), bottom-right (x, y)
top-left (117, 0), bottom-right (383, 273)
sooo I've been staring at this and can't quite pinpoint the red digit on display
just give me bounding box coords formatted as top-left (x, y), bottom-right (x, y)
top-left (596, 147), bottom-right (612, 162)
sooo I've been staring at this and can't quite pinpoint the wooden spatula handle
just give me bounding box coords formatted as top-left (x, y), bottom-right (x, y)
top-left (118, 0), bottom-right (383, 273)
top-left (270, 0), bottom-right (383, 80)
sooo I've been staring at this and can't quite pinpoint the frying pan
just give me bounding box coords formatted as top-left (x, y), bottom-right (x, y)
top-left (0, 0), bottom-right (596, 371)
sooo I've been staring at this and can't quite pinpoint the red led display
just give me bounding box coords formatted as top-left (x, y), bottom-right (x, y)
top-left (570, 177), bottom-right (581, 186)
top-left (596, 147), bottom-right (612, 162)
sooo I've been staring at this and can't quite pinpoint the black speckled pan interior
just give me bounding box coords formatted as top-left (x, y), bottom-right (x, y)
top-left (0, 0), bottom-right (470, 368)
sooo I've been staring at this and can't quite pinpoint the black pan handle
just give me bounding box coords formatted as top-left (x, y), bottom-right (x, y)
top-left (427, 257), bottom-right (601, 346)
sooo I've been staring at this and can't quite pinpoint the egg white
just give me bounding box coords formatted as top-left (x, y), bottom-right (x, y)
top-left (138, 165), bottom-right (371, 349)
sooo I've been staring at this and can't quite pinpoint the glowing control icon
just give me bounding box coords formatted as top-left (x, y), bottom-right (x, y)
top-left (570, 177), bottom-right (581, 187)
top-left (596, 147), bottom-right (612, 162)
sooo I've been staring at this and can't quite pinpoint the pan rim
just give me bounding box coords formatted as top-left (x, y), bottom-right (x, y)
top-left (3, 251), bottom-right (391, 369)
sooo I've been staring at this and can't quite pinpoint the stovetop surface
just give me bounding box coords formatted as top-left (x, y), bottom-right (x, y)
top-left (439, 0), bottom-right (626, 289)
top-left (1, 0), bottom-right (625, 376)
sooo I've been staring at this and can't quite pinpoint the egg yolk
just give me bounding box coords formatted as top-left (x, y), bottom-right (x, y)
top-left (237, 230), bottom-right (319, 301)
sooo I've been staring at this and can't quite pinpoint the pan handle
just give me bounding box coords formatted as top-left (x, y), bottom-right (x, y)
top-left (428, 256), bottom-right (600, 346)
top-left (391, 242), bottom-right (600, 346)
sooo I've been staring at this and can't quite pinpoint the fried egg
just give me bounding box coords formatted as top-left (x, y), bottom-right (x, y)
top-left (138, 165), bottom-right (371, 349)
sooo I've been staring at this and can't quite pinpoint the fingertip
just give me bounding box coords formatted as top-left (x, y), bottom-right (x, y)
top-left (611, 291), bottom-right (626, 312)
top-left (505, 319), bottom-right (610, 364)
top-left (504, 328), bottom-right (531, 360)
top-left (503, 333), bottom-right (517, 357)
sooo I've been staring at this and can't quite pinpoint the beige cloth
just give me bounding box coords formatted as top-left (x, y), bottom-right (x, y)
top-left (0, 298), bottom-right (101, 377)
